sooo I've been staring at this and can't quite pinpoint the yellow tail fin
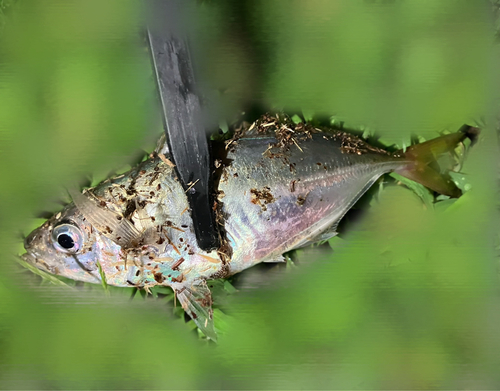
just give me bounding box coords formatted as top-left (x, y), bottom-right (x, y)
top-left (394, 125), bottom-right (479, 198)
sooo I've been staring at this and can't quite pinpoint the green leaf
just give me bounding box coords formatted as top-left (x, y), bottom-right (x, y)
top-left (213, 308), bottom-right (231, 335)
top-left (302, 109), bottom-right (314, 122)
top-left (448, 171), bottom-right (472, 192)
top-left (291, 114), bottom-right (303, 124)
top-left (207, 279), bottom-right (226, 298)
top-left (389, 172), bottom-right (434, 208)
top-left (219, 119), bottom-right (229, 133)
top-left (434, 198), bottom-right (457, 213)
top-left (328, 235), bottom-right (345, 250)
top-left (150, 285), bottom-right (173, 296)
top-left (223, 280), bottom-right (237, 294)
top-left (95, 260), bottom-right (109, 296)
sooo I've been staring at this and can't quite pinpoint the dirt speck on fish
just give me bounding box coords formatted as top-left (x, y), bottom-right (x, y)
top-left (250, 187), bottom-right (275, 211)
top-left (21, 115), bottom-right (479, 340)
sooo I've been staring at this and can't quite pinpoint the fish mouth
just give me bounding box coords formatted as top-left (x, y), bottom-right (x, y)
top-left (21, 252), bottom-right (53, 273)
top-left (21, 252), bottom-right (36, 265)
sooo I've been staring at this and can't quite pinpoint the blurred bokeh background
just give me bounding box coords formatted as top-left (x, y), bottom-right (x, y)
top-left (0, 0), bottom-right (499, 389)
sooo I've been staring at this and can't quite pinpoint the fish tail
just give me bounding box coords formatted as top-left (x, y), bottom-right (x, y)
top-left (394, 125), bottom-right (479, 198)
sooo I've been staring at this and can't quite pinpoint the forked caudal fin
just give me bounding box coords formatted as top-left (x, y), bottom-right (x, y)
top-left (394, 125), bottom-right (480, 198)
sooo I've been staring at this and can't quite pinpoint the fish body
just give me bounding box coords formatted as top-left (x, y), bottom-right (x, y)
top-left (22, 117), bottom-right (477, 339)
top-left (220, 133), bottom-right (402, 274)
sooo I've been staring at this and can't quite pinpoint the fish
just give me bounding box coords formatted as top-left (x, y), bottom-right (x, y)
top-left (21, 114), bottom-right (479, 340)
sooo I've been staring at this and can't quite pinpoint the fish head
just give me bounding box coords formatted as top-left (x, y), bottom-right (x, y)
top-left (22, 204), bottom-right (121, 284)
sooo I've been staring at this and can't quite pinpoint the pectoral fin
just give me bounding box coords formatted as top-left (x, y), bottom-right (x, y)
top-left (175, 280), bottom-right (217, 341)
top-left (291, 222), bottom-right (339, 250)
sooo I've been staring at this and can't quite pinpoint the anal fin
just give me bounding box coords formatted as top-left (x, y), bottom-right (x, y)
top-left (314, 224), bottom-right (339, 243)
top-left (291, 222), bottom-right (339, 250)
top-left (263, 255), bottom-right (286, 263)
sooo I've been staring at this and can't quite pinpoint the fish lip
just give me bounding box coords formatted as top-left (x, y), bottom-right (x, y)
top-left (21, 252), bottom-right (36, 265)
top-left (21, 252), bottom-right (53, 273)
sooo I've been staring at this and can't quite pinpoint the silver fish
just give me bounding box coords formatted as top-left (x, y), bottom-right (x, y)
top-left (22, 116), bottom-right (478, 340)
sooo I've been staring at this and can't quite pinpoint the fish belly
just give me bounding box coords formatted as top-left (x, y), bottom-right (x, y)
top-left (218, 135), bottom-right (405, 275)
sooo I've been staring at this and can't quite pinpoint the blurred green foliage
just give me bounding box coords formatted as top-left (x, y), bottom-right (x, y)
top-left (0, 0), bottom-right (499, 389)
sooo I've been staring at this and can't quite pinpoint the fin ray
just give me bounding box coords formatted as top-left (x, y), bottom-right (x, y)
top-left (175, 280), bottom-right (217, 341)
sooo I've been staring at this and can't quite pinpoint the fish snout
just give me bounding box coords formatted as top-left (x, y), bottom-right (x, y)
top-left (24, 229), bottom-right (39, 250)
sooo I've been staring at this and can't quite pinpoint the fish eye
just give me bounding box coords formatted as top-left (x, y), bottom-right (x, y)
top-left (52, 223), bottom-right (84, 253)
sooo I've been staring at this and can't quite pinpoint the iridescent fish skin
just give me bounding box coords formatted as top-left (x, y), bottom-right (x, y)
top-left (219, 134), bottom-right (402, 274)
top-left (22, 118), bottom-right (477, 339)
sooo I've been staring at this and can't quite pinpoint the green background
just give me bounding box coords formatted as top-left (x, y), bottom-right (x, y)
top-left (0, 0), bottom-right (499, 389)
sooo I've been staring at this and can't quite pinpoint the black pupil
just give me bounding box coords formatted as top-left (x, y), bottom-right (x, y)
top-left (57, 233), bottom-right (74, 249)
